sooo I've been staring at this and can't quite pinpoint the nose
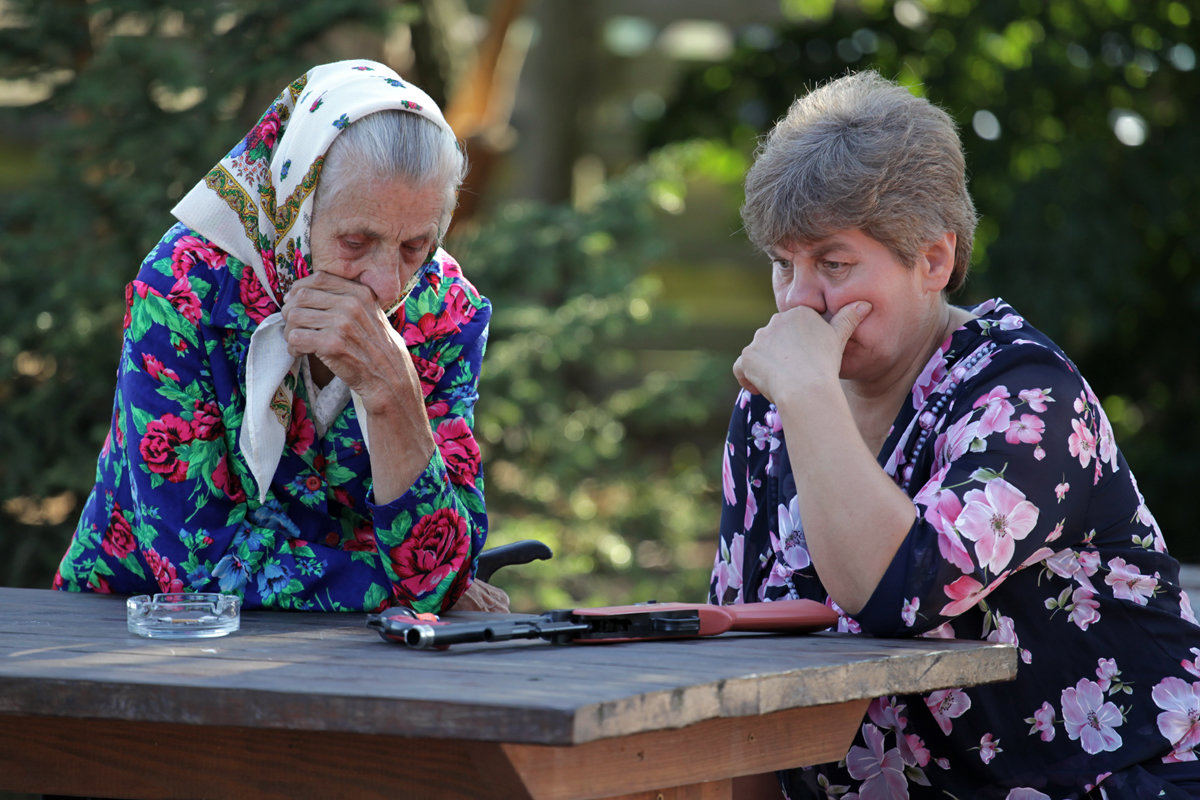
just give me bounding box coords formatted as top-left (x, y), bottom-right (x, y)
top-left (358, 250), bottom-right (404, 308)
top-left (778, 267), bottom-right (826, 314)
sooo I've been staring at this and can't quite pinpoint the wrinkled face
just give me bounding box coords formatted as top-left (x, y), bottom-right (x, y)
top-left (309, 174), bottom-right (444, 310)
top-left (770, 228), bottom-right (946, 384)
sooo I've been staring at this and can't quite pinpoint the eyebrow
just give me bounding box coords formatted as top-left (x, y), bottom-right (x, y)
top-left (335, 226), bottom-right (436, 244)
top-left (812, 240), bottom-right (854, 259)
top-left (769, 237), bottom-right (856, 261)
top-left (403, 231), bottom-right (435, 246)
top-left (336, 226), bottom-right (382, 239)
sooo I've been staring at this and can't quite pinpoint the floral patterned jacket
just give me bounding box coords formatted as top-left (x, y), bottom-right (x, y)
top-left (711, 298), bottom-right (1200, 799)
top-left (55, 223), bottom-right (490, 613)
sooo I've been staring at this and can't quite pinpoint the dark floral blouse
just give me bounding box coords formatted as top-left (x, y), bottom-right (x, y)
top-left (55, 223), bottom-right (490, 613)
top-left (711, 298), bottom-right (1200, 799)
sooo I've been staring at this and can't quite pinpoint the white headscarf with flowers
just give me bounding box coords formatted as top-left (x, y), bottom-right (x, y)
top-left (172, 59), bottom-right (456, 502)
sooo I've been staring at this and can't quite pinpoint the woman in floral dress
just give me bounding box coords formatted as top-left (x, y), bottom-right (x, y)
top-left (55, 60), bottom-right (505, 614)
top-left (710, 71), bottom-right (1200, 798)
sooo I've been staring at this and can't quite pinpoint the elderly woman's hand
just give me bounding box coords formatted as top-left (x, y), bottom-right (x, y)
top-left (451, 579), bottom-right (511, 613)
top-left (734, 301), bottom-right (872, 403)
top-left (282, 268), bottom-right (436, 505)
top-left (281, 270), bottom-right (417, 405)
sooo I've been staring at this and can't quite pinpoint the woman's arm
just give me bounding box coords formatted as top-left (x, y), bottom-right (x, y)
top-left (772, 380), bottom-right (917, 614)
top-left (733, 300), bottom-right (915, 614)
top-left (370, 285), bottom-right (491, 612)
top-left (279, 253), bottom-right (492, 612)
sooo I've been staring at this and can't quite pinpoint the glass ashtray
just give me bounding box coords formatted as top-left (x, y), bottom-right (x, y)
top-left (127, 593), bottom-right (241, 639)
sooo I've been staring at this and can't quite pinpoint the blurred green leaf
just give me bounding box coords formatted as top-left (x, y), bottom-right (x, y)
top-left (643, 0), bottom-right (1200, 562)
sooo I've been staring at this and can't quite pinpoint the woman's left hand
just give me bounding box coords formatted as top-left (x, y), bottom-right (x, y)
top-left (733, 300), bottom-right (872, 403)
top-left (450, 579), bottom-right (511, 613)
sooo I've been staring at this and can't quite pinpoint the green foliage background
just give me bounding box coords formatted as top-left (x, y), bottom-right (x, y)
top-left (0, 0), bottom-right (406, 587)
top-left (643, 0), bottom-right (1200, 570)
top-left (1, 0), bottom-right (1197, 611)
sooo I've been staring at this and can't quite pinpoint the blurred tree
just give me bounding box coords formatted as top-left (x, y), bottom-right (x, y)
top-left (644, 0), bottom-right (1200, 561)
top-left (0, 0), bottom-right (409, 587)
top-left (0, 0), bottom-right (728, 607)
top-left (454, 153), bottom-right (733, 609)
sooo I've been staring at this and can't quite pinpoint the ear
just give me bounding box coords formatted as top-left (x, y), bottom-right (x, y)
top-left (920, 232), bottom-right (957, 293)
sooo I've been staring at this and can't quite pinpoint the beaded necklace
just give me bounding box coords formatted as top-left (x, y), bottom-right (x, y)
top-left (898, 341), bottom-right (996, 493)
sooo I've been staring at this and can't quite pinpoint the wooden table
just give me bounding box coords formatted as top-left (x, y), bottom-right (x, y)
top-left (0, 588), bottom-right (1016, 800)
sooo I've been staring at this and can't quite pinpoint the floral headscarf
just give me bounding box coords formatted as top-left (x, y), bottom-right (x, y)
top-left (172, 59), bottom-right (457, 502)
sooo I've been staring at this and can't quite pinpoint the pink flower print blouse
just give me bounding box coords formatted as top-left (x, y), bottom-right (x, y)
top-left (710, 298), bottom-right (1200, 798)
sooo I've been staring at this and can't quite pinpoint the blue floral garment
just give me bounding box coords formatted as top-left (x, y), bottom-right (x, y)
top-left (710, 298), bottom-right (1200, 799)
top-left (54, 223), bottom-right (490, 613)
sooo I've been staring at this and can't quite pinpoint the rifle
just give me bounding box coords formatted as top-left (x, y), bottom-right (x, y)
top-left (367, 598), bottom-right (837, 650)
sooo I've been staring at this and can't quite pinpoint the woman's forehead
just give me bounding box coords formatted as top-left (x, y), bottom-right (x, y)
top-left (317, 176), bottom-right (443, 236)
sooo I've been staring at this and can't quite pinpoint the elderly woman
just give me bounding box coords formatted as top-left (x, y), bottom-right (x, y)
top-left (711, 71), bottom-right (1200, 798)
top-left (55, 60), bottom-right (504, 614)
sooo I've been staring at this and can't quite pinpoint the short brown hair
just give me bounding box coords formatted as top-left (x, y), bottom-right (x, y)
top-left (741, 71), bottom-right (977, 293)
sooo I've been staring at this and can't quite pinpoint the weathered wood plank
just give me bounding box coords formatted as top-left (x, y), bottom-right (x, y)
top-left (0, 639), bottom-right (1013, 744)
top-left (503, 700), bottom-right (870, 800)
top-left (0, 587), bottom-right (1017, 746)
top-left (0, 701), bottom-right (867, 800)
top-left (0, 714), bottom-right (536, 800)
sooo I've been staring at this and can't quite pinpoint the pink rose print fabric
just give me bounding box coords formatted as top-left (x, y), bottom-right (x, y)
top-left (54, 224), bottom-right (490, 613)
top-left (710, 299), bottom-right (1200, 797)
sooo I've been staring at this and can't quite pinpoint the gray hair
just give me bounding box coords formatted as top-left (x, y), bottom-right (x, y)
top-left (315, 110), bottom-right (467, 239)
top-left (741, 71), bottom-right (977, 293)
